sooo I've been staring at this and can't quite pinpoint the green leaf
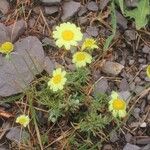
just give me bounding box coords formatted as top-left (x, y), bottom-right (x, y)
top-left (114, 0), bottom-right (125, 14)
top-left (103, 0), bottom-right (116, 51)
top-left (125, 0), bottom-right (150, 30)
top-left (118, 0), bottom-right (124, 14)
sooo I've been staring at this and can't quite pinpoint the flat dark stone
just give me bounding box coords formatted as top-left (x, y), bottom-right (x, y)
top-left (40, 0), bottom-right (61, 6)
top-left (87, 1), bottom-right (98, 11)
top-left (99, 0), bottom-right (110, 10)
top-left (61, 1), bottom-right (81, 21)
top-left (116, 11), bottom-right (127, 29)
top-left (78, 6), bottom-right (88, 16)
top-left (86, 26), bottom-right (99, 37)
top-left (44, 6), bottom-right (59, 15)
top-left (123, 143), bottom-right (140, 150)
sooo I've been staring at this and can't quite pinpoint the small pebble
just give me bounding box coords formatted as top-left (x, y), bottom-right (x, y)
top-left (140, 122), bottom-right (147, 128)
top-left (78, 6), bottom-right (87, 16)
top-left (129, 59), bottom-right (135, 65)
top-left (142, 45), bottom-right (150, 54)
top-left (87, 1), bottom-right (99, 11)
top-left (86, 26), bottom-right (99, 37)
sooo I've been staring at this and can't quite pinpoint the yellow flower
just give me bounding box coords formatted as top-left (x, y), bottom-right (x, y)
top-left (146, 65), bottom-right (150, 78)
top-left (48, 68), bottom-right (67, 92)
top-left (72, 51), bottom-right (92, 68)
top-left (53, 22), bottom-right (83, 50)
top-left (0, 42), bottom-right (14, 54)
top-left (16, 115), bottom-right (30, 127)
top-left (109, 91), bottom-right (127, 118)
top-left (81, 38), bottom-right (98, 50)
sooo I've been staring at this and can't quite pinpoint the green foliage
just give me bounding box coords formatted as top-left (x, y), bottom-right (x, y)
top-left (79, 94), bottom-right (111, 136)
top-left (125, 0), bottom-right (150, 29)
top-left (118, 0), bottom-right (124, 14)
top-left (67, 67), bottom-right (90, 90)
top-left (115, 0), bottom-right (150, 30)
top-left (79, 113), bottom-right (110, 135)
top-left (25, 68), bottom-right (90, 123)
top-left (103, 0), bottom-right (116, 51)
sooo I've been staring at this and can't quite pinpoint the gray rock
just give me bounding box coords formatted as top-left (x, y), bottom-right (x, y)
top-left (134, 86), bottom-right (145, 94)
top-left (0, 23), bottom-right (10, 43)
top-left (129, 82), bottom-right (136, 91)
top-left (0, 36), bottom-right (54, 97)
top-left (44, 6), bottom-right (59, 15)
top-left (119, 78), bottom-right (129, 91)
top-left (86, 26), bottom-right (99, 37)
top-left (33, 6), bottom-right (42, 15)
top-left (6, 127), bottom-right (29, 143)
top-left (138, 58), bottom-right (146, 64)
top-left (102, 144), bottom-right (113, 150)
top-left (0, 0), bottom-right (9, 15)
top-left (147, 94), bottom-right (150, 101)
top-left (94, 78), bottom-right (108, 94)
top-left (28, 18), bottom-right (36, 28)
top-left (61, 1), bottom-right (81, 21)
top-left (44, 57), bottom-right (55, 75)
top-left (110, 131), bottom-right (119, 142)
top-left (116, 11), bottom-right (127, 29)
top-left (142, 45), bottom-right (150, 54)
top-left (99, 0), bottom-right (110, 10)
top-left (78, 6), bottom-right (87, 16)
top-left (124, 30), bottom-right (137, 41)
top-left (119, 91), bottom-right (131, 103)
top-left (7, 19), bottom-right (26, 42)
top-left (40, 0), bottom-right (61, 5)
top-left (140, 100), bottom-right (146, 113)
top-left (0, 146), bottom-right (9, 150)
top-left (133, 107), bottom-right (140, 119)
top-left (142, 144), bottom-right (150, 150)
top-left (123, 143), bottom-right (140, 150)
top-left (78, 16), bottom-right (88, 25)
top-left (120, 59), bottom-right (125, 65)
top-left (136, 137), bottom-right (150, 145)
top-left (129, 59), bottom-right (135, 65)
top-left (134, 77), bottom-right (141, 84)
top-left (87, 1), bottom-right (98, 11)
top-left (101, 61), bottom-right (124, 76)
top-left (125, 133), bottom-right (133, 142)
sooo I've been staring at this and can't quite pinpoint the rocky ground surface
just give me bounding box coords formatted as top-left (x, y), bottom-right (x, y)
top-left (0, 0), bottom-right (150, 150)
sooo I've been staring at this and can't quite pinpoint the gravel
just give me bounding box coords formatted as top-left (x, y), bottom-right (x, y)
top-left (123, 143), bottom-right (140, 150)
top-left (61, 1), bottom-right (81, 21)
top-left (86, 26), bottom-right (99, 37)
top-left (87, 1), bottom-right (98, 11)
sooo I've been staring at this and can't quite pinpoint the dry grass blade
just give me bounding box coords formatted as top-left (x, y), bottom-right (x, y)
top-left (34, 120), bottom-right (44, 150)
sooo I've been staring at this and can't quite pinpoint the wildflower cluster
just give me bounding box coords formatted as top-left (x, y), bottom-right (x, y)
top-left (14, 22), bottom-right (149, 130)
top-left (48, 22), bottom-right (97, 92)
top-left (46, 22), bottom-right (128, 119)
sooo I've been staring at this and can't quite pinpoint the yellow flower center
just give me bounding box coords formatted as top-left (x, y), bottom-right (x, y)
top-left (18, 117), bottom-right (28, 125)
top-left (112, 99), bottom-right (126, 110)
top-left (76, 53), bottom-right (86, 61)
top-left (85, 40), bottom-right (94, 47)
top-left (62, 30), bottom-right (74, 41)
top-left (52, 74), bottom-right (62, 84)
top-left (1, 42), bottom-right (14, 54)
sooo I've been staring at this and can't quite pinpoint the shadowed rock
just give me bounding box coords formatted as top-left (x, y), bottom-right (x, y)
top-left (0, 28), bottom-right (54, 97)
